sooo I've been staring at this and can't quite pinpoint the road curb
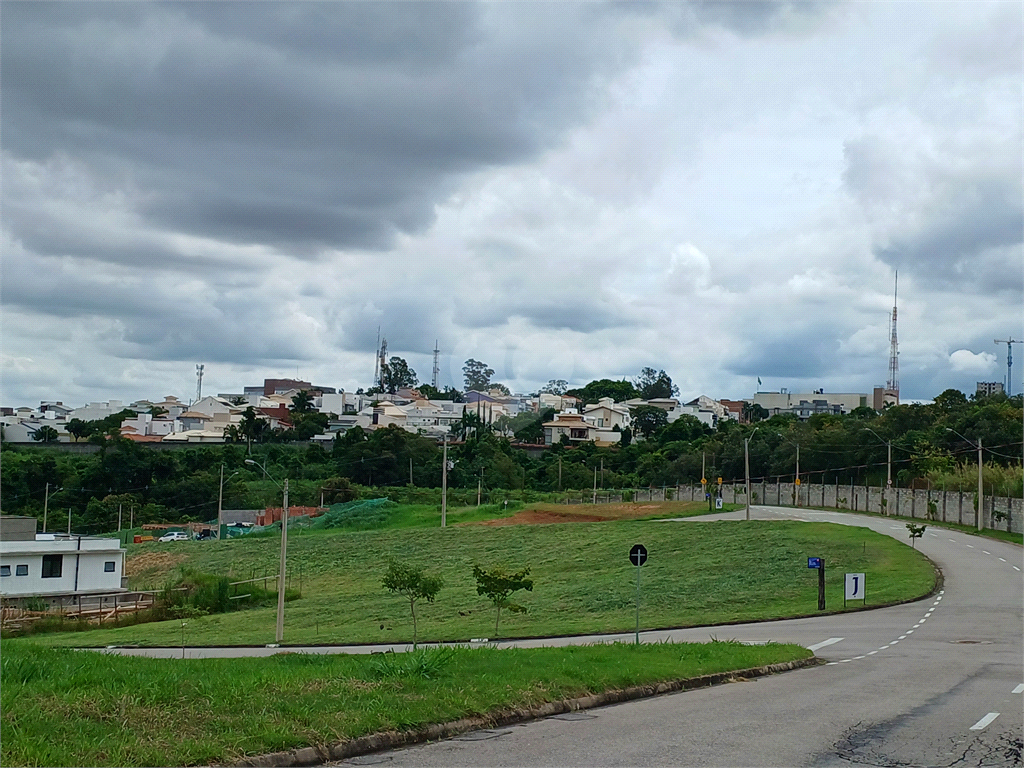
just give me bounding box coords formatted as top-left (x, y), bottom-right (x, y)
top-left (233, 656), bottom-right (823, 767)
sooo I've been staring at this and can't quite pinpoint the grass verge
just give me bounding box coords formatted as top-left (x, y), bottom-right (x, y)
top-left (793, 505), bottom-right (1023, 546)
top-left (0, 640), bottom-right (811, 768)
top-left (17, 520), bottom-right (936, 648)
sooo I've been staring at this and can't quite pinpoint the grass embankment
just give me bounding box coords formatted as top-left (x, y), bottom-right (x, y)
top-left (0, 640), bottom-right (811, 768)
top-left (20, 519), bottom-right (936, 648)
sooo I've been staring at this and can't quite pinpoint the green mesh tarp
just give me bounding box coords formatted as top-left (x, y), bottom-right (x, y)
top-left (241, 497), bottom-right (399, 534)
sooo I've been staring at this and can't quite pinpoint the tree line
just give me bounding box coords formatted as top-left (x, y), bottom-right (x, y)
top-left (2, 388), bottom-right (1020, 535)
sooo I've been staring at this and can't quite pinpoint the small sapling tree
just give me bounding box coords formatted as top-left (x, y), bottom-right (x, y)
top-left (472, 564), bottom-right (533, 637)
top-left (906, 523), bottom-right (927, 549)
top-left (382, 562), bottom-right (443, 649)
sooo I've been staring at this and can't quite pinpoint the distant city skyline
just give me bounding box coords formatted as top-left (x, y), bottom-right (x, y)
top-left (2, 2), bottom-right (1021, 407)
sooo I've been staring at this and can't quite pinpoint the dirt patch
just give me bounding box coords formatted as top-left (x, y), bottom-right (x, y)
top-left (124, 551), bottom-right (187, 580)
top-left (475, 510), bottom-right (606, 526)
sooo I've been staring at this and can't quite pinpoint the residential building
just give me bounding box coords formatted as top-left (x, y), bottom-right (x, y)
top-left (582, 398), bottom-right (631, 430)
top-left (1, 516), bottom-right (125, 600)
top-left (872, 387), bottom-right (899, 410)
top-left (976, 382), bottom-right (1005, 396)
top-left (542, 413), bottom-right (601, 445)
top-left (753, 390), bottom-right (868, 419)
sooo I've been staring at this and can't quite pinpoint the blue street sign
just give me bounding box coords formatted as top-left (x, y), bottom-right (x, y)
top-left (807, 557), bottom-right (822, 569)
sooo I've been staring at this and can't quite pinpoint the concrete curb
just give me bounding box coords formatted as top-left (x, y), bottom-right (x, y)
top-left (233, 656), bottom-right (823, 767)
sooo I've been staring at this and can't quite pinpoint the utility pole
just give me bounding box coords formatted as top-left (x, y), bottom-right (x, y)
top-left (558, 456), bottom-right (562, 492)
top-left (118, 504), bottom-right (122, 532)
top-left (441, 434), bottom-right (448, 528)
top-left (67, 508), bottom-right (72, 535)
top-left (977, 437), bottom-right (984, 531)
top-left (43, 482), bottom-right (50, 533)
top-left (593, 466), bottom-right (597, 504)
top-left (744, 427), bottom-right (759, 520)
top-left (600, 457), bottom-right (604, 489)
top-left (410, 457), bottom-right (414, 486)
top-left (130, 505), bottom-right (135, 530)
top-left (477, 468), bottom-right (483, 507)
top-left (218, 464), bottom-right (225, 539)
top-left (276, 479), bottom-right (288, 644)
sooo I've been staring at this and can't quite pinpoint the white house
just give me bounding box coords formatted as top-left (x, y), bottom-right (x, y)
top-left (583, 398), bottom-right (632, 430)
top-left (0, 517), bottom-right (126, 599)
top-left (69, 400), bottom-right (126, 422)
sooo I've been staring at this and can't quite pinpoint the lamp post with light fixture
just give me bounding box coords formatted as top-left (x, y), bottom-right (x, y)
top-left (945, 429), bottom-right (984, 531)
top-left (245, 458), bottom-right (288, 642)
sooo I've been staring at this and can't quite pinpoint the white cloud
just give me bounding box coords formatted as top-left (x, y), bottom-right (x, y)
top-left (948, 349), bottom-right (997, 373)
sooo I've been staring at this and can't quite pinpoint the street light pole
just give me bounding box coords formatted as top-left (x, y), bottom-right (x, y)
top-left (946, 429), bottom-right (984, 531)
top-left (744, 427), bottom-right (759, 520)
top-left (795, 442), bottom-right (800, 507)
top-left (218, 464), bottom-right (225, 539)
top-left (244, 458), bottom-right (289, 643)
top-left (277, 478), bottom-right (288, 643)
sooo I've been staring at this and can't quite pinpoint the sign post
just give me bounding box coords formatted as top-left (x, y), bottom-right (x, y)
top-left (844, 573), bottom-right (865, 608)
top-left (702, 478), bottom-right (709, 510)
top-left (629, 544), bottom-right (648, 644)
top-left (808, 557), bottom-right (825, 610)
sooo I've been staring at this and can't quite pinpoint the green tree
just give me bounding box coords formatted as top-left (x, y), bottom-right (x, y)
top-left (906, 523), bottom-right (927, 549)
top-left (567, 379), bottom-right (638, 404)
top-left (65, 418), bottom-right (94, 443)
top-left (620, 426), bottom-right (633, 446)
top-left (382, 561), bottom-right (443, 649)
top-left (472, 563), bottom-right (533, 636)
top-left (629, 405), bottom-right (669, 438)
top-left (463, 359), bottom-right (494, 391)
top-left (290, 390), bottom-right (315, 414)
top-left (741, 402), bottom-right (768, 423)
top-left (31, 425), bottom-right (60, 443)
top-left (382, 356), bottom-right (418, 394)
top-left (540, 379), bottom-right (568, 395)
top-left (634, 367), bottom-right (679, 400)
top-left (238, 407), bottom-right (271, 449)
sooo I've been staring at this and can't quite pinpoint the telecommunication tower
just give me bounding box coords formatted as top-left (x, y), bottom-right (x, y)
top-left (195, 364), bottom-right (205, 404)
top-left (886, 272), bottom-right (899, 402)
top-left (432, 340), bottom-right (440, 389)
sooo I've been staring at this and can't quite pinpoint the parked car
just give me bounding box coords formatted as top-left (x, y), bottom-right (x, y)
top-left (158, 531), bottom-right (190, 542)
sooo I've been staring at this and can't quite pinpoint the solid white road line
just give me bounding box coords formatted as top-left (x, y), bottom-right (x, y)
top-left (806, 637), bottom-right (845, 651)
top-left (970, 713), bottom-right (1000, 731)
top-left (1012, 684), bottom-right (1024, 695)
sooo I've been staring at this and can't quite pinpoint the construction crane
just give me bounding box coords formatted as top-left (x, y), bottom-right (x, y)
top-left (994, 338), bottom-right (1022, 396)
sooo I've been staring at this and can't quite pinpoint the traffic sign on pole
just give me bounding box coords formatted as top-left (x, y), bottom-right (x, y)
top-left (629, 544), bottom-right (647, 644)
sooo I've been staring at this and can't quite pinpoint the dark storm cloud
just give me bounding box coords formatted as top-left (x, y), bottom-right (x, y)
top-left (843, 136), bottom-right (1023, 294)
top-left (1, 2), bottom-right (638, 256)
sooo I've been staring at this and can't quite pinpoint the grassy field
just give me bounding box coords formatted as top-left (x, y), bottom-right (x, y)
top-left (18, 513), bottom-right (936, 648)
top-left (0, 640), bottom-right (812, 768)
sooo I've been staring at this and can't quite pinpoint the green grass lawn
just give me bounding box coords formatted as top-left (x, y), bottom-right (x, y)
top-left (0, 640), bottom-right (811, 768)
top-left (21, 519), bottom-right (936, 648)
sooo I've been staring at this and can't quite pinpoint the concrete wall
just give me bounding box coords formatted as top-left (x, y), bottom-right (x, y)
top-left (668, 480), bottom-right (1022, 535)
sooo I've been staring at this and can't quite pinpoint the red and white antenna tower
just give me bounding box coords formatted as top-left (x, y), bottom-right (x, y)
top-left (886, 272), bottom-right (899, 402)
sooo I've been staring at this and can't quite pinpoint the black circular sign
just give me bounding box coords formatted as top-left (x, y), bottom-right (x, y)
top-left (629, 544), bottom-right (648, 567)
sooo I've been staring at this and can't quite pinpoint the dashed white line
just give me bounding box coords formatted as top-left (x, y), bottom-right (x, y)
top-left (948, 538), bottom-right (956, 542)
top-left (998, 557), bottom-right (1006, 562)
top-left (970, 712), bottom-right (1000, 731)
top-left (982, 550), bottom-right (991, 555)
top-left (879, 646), bottom-right (890, 650)
top-left (914, 623), bottom-right (922, 628)
top-left (867, 650), bottom-right (878, 655)
top-left (1014, 566), bottom-right (1021, 571)
top-left (890, 640), bottom-right (899, 644)
top-left (853, 655), bottom-right (866, 659)
top-left (920, 617), bottom-right (927, 623)
top-left (806, 637), bottom-right (845, 652)
top-left (906, 629), bottom-right (914, 634)
top-left (966, 544), bottom-right (974, 548)
top-left (1012, 684), bottom-right (1024, 695)
top-left (839, 659), bottom-right (852, 663)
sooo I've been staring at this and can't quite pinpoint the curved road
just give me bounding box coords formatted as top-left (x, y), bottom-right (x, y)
top-left (100, 505), bottom-right (1021, 766)
top-left (334, 505), bottom-right (1023, 768)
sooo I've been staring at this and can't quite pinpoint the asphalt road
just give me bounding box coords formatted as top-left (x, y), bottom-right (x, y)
top-left (98, 505), bottom-right (1022, 766)
top-left (328, 506), bottom-right (1023, 768)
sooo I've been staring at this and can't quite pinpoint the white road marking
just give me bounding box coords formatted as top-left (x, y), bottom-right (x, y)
top-left (948, 538), bottom-right (955, 542)
top-left (919, 617), bottom-right (927, 622)
top-left (879, 646), bottom-right (890, 650)
top-left (890, 526), bottom-right (901, 529)
top-left (982, 551), bottom-right (991, 555)
top-left (970, 712), bottom-right (1000, 730)
top-left (839, 659), bottom-right (852, 663)
top-left (929, 533), bottom-right (938, 537)
top-left (853, 655), bottom-right (866, 659)
top-left (1012, 684), bottom-right (1024, 694)
top-left (1014, 566), bottom-right (1021, 571)
top-left (806, 637), bottom-right (845, 651)
top-left (906, 630), bottom-right (914, 634)
top-left (914, 624), bottom-right (922, 628)
top-left (966, 544), bottom-right (974, 548)
top-left (890, 640), bottom-right (899, 644)
top-left (899, 635), bottom-right (907, 640)
top-left (867, 650), bottom-right (878, 655)
top-left (998, 557), bottom-right (1006, 562)
top-left (826, 662), bottom-right (838, 666)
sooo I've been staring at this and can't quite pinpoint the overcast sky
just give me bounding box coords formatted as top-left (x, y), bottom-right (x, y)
top-left (2, 1), bottom-right (1022, 408)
